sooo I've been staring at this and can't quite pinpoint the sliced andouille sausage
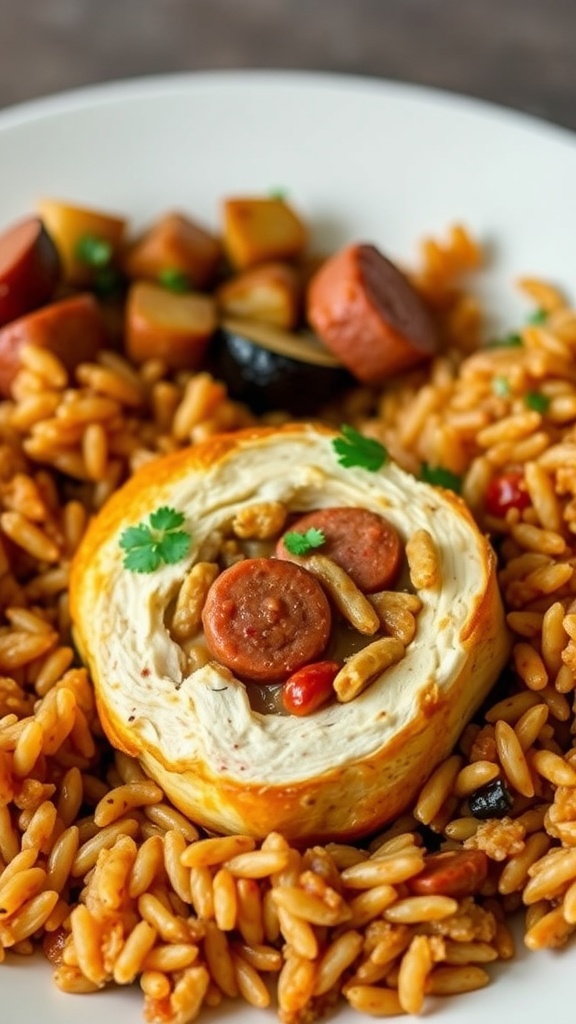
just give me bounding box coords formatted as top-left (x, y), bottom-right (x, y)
top-left (0, 292), bottom-right (108, 397)
top-left (306, 242), bottom-right (438, 384)
top-left (201, 557), bottom-right (332, 683)
top-left (406, 850), bottom-right (488, 898)
top-left (276, 506), bottom-right (403, 594)
top-left (0, 216), bottom-right (61, 328)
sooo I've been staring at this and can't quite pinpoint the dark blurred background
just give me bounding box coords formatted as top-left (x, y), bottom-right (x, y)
top-left (1, 0), bottom-right (575, 131)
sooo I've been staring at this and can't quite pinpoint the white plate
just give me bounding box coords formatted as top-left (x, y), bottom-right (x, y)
top-left (1, 70), bottom-right (575, 1023)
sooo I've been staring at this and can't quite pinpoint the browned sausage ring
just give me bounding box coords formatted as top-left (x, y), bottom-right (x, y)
top-left (276, 506), bottom-right (402, 593)
top-left (0, 216), bottom-right (61, 328)
top-left (307, 242), bottom-right (438, 384)
top-left (407, 850), bottom-right (489, 898)
top-left (0, 292), bottom-right (108, 396)
top-left (201, 557), bottom-right (332, 682)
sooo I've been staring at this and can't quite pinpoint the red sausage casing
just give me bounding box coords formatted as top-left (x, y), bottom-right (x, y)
top-left (202, 557), bottom-right (331, 682)
top-left (0, 292), bottom-right (108, 396)
top-left (0, 216), bottom-right (61, 327)
top-left (307, 242), bottom-right (438, 384)
top-left (407, 850), bottom-right (489, 898)
top-left (276, 506), bottom-right (402, 593)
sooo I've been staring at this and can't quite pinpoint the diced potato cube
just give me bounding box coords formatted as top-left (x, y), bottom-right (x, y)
top-left (222, 197), bottom-right (307, 270)
top-left (123, 212), bottom-right (223, 290)
top-left (37, 198), bottom-right (126, 287)
top-left (126, 281), bottom-right (216, 369)
top-left (216, 261), bottom-right (301, 329)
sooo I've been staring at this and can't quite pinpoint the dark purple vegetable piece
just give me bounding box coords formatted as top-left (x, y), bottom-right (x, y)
top-left (211, 318), bottom-right (352, 415)
top-left (468, 778), bottom-right (513, 819)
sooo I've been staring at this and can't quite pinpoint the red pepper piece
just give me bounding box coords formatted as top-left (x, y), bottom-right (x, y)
top-left (407, 850), bottom-right (489, 898)
top-left (282, 660), bottom-right (340, 716)
top-left (485, 470), bottom-right (531, 517)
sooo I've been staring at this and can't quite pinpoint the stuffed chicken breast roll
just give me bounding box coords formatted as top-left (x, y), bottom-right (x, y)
top-left (70, 423), bottom-right (510, 842)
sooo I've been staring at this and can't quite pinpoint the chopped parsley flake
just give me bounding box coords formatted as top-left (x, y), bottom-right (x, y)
top-left (524, 391), bottom-right (550, 413)
top-left (119, 506), bottom-right (191, 573)
top-left (421, 463), bottom-right (462, 494)
top-left (76, 234), bottom-right (114, 268)
top-left (283, 528), bottom-right (326, 556)
top-left (93, 265), bottom-right (123, 298)
top-left (332, 425), bottom-right (388, 472)
top-left (485, 332), bottom-right (523, 349)
top-left (158, 267), bottom-right (191, 293)
top-left (527, 308), bottom-right (548, 325)
top-left (492, 375), bottom-right (512, 398)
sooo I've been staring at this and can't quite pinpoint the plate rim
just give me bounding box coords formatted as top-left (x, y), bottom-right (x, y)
top-left (0, 67), bottom-right (575, 148)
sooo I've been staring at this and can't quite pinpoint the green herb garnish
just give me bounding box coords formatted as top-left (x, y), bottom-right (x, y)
top-left (119, 506), bottom-right (191, 573)
top-left (485, 332), bottom-right (523, 349)
top-left (421, 463), bottom-right (463, 494)
top-left (492, 375), bottom-right (512, 398)
top-left (269, 187), bottom-right (287, 200)
top-left (524, 391), bottom-right (550, 414)
top-left (332, 425), bottom-right (388, 472)
top-left (76, 234), bottom-right (114, 268)
top-left (158, 267), bottom-right (191, 293)
top-left (527, 308), bottom-right (548, 325)
top-left (283, 528), bottom-right (326, 556)
top-left (93, 265), bottom-right (124, 298)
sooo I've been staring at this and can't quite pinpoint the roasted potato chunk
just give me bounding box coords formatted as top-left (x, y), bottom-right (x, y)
top-left (222, 197), bottom-right (307, 270)
top-left (123, 212), bottom-right (223, 290)
top-left (126, 281), bottom-right (216, 369)
top-left (37, 198), bottom-right (126, 287)
top-left (216, 261), bottom-right (301, 329)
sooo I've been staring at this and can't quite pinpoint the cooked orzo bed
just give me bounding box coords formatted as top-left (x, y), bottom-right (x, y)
top-left (1, 221), bottom-right (576, 1022)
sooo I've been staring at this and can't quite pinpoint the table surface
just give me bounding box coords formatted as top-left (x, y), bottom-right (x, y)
top-left (1, 0), bottom-right (576, 133)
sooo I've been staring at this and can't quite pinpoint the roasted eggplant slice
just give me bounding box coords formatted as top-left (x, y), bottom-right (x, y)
top-left (212, 316), bottom-right (352, 414)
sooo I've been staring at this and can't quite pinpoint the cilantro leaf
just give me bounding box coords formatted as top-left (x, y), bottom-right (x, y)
top-left (76, 234), bottom-right (113, 268)
top-left (332, 425), bottom-right (388, 472)
top-left (149, 506), bottom-right (185, 531)
top-left (119, 523), bottom-right (153, 550)
top-left (119, 506), bottom-right (191, 573)
top-left (524, 391), bottom-right (550, 413)
top-left (421, 463), bottom-right (462, 494)
top-left (283, 528), bottom-right (326, 556)
top-left (157, 530), bottom-right (192, 564)
top-left (122, 544), bottom-right (163, 574)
